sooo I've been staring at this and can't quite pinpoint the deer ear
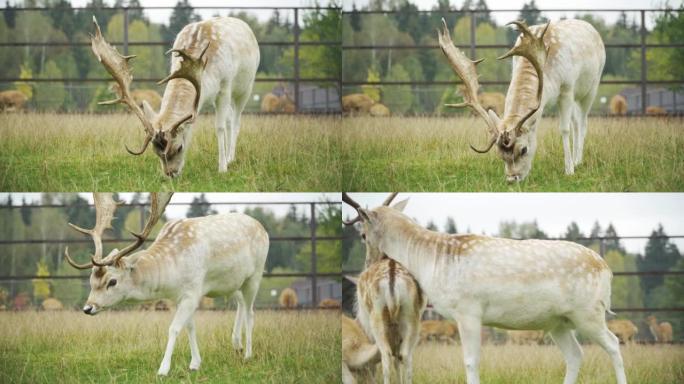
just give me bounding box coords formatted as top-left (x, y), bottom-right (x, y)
top-left (391, 198), bottom-right (409, 212)
top-left (487, 109), bottom-right (502, 126)
top-left (142, 100), bottom-right (157, 121)
top-left (358, 208), bottom-right (371, 222)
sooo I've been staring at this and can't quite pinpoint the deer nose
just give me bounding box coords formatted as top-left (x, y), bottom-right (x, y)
top-left (83, 305), bottom-right (93, 315)
top-left (506, 175), bottom-right (521, 183)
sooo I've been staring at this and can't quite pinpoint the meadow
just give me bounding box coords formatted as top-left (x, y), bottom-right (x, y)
top-left (0, 310), bottom-right (340, 384)
top-left (0, 113), bottom-right (341, 191)
top-left (411, 342), bottom-right (684, 383)
top-left (341, 116), bottom-right (684, 191)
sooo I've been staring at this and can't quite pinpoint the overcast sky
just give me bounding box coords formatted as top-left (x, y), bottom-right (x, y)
top-left (342, 193), bottom-right (684, 255)
top-left (0, 193), bottom-right (339, 220)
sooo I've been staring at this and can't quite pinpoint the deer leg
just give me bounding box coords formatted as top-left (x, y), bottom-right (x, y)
top-left (575, 316), bottom-right (627, 384)
top-left (399, 321), bottom-right (420, 384)
top-left (456, 316), bottom-right (482, 384)
top-left (231, 291), bottom-right (245, 353)
top-left (342, 361), bottom-right (357, 384)
top-left (370, 311), bottom-right (393, 384)
top-left (228, 90), bottom-right (249, 164)
top-left (576, 88), bottom-right (596, 166)
top-left (550, 326), bottom-right (583, 384)
top-left (558, 89), bottom-right (575, 175)
top-left (158, 297), bottom-right (200, 376)
top-left (570, 104), bottom-right (580, 166)
top-left (214, 92), bottom-right (231, 173)
top-left (187, 316), bottom-right (202, 371)
top-left (240, 273), bottom-right (262, 360)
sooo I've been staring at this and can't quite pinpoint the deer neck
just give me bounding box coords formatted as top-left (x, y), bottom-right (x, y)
top-left (504, 58), bottom-right (543, 123)
top-left (157, 79), bottom-right (198, 127)
top-left (128, 250), bottom-right (177, 301)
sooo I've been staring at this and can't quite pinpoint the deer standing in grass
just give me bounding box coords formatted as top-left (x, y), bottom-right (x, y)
top-left (345, 193), bottom-right (426, 384)
top-left (438, 18), bottom-right (605, 182)
top-left (343, 193), bottom-right (627, 384)
top-left (64, 193), bottom-right (269, 376)
top-left (91, 16), bottom-right (259, 177)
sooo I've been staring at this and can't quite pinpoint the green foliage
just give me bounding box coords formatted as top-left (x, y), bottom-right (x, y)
top-left (637, 224), bottom-right (681, 306)
top-left (32, 260), bottom-right (50, 301)
top-left (162, 0), bottom-right (201, 42)
top-left (383, 64), bottom-right (413, 114)
top-left (296, 203), bottom-right (341, 274)
top-left (53, 260), bottom-right (84, 308)
top-left (445, 217), bottom-right (458, 234)
top-left (185, 193), bottom-right (217, 218)
top-left (34, 61), bottom-right (66, 111)
top-left (497, 220), bottom-right (548, 239)
top-left (603, 250), bottom-right (642, 309)
top-left (362, 67), bottom-right (381, 102)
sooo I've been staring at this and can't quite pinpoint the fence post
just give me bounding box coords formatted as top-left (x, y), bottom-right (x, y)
top-left (469, 10), bottom-right (476, 60)
top-left (640, 9), bottom-right (647, 115)
top-left (599, 237), bottom-right (606, 258)
top-left (310, 203), bottom-right (318, 307)
top-left (123, 7), bottom-right (129, 56)
top-left (294, 8), bottom-right (300, 113)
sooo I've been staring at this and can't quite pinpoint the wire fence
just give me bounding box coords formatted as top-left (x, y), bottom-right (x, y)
top-left (0, 199), bottom-right (343, 309)
top-left (340, 8), bottom-right (684, 116)
top-left (0, 5), bottom-right (342, 113)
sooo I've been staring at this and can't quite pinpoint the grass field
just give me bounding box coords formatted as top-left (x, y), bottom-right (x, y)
top-left (0, 113), bottom-right (340, 191)
top-left (342, 116), bottom-right (684, 191)
top-left (0, 310), bottom-right (340, 384)
top-left (410, 342), bottom-right (684, 383)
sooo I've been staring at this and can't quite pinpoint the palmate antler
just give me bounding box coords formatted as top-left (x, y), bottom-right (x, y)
top-left (342, 193), bottom-right (398, 225)
top-left (64, 193), bottom-right (173, 269)
top-left (90, 16), bottom-right (207, 156)
top-left (438, 18), bottom-right (549, 152)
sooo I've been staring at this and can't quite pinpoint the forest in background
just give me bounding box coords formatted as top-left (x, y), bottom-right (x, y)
top-left (0, 0), bottom-right (340, 112)
top-left (0, 193), bottom-right (341, 308)
top-left (342, 0), bottom-right (684, 114)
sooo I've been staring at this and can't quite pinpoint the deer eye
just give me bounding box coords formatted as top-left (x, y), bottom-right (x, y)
top-left (520, 147), bottom-right (528, 156)
top-left (107, 279), bottom-right (117, 289)
top-left (361, 233), bottom-right (367, 240)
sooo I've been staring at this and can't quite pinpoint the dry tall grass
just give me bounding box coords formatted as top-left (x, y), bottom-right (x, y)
top-left (341, 116), bottom-right (684, 191)
top-left (0, 310), bottom-right (340, 384)
top-left (0, 113), bottom-right (341, 191)
top-left (411, 342), bottom-right (684, 383)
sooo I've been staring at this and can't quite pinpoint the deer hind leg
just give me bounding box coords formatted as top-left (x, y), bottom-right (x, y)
top-left (227, 89), bottom-right (250, 164)
top-left (214, 90), bottom-right (233, 173)
top-left (575, 87), bottom-right (597, 166)
top-left (549, 326), bottom-right (583, 384)
top-left (240, 273), bottom-right (262, 360)
top-left (558, 88), bottom-right (575, 175)
top-left (158, 297), bottom-right (200, 376)
top-left (369, 311), bottom-right (394, 384)
top-left (231, 291), bottom-right (245, 353)
top-left (187, 316), bottom-right (202, 370)
top-left (574, 314), bottom-right (627, 384)
top-left (398, 320), bottom-right (420, 384)
top-left (456, 315), bottom-right (482, 384)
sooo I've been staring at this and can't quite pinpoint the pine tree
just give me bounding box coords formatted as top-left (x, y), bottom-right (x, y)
top-left (163, 0), bottom-right (201, 42)
top-left (637, 224), bottom-right (681, 300)
top-left (186, 194), bottom-right (217, 218)
top-left (445, 217), bottom-right (458, 234)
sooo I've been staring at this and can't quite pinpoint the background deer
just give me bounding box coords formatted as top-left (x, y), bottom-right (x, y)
top-left (91, 16), bottom-right (259, 177)
top-left (438, 18), bottom-right (605, 182)
top-left (343, 193), bottom-right (627, 384)
top-left (345, 193), bottom-right (426, 384)
top-left (64, 193), bottom-right (269, 376)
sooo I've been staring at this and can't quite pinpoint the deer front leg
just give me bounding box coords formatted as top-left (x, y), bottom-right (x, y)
top-left (214, 92), bottom-right (232, 173)
top-left (187, 317), bottom-right (202, 371)
top-left (558, 89), bottom-right (575, 175)
top-left (158, 298), bottom-right (199, 376)
top-left (456, 315), bottom-right (482, 384)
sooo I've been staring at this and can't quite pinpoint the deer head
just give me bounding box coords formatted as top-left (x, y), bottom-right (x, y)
top-left (438, 19), bottom-right (548, 182)
top-left (91, 17), bottom-right (208, 178)
top-left (64, 192), bottom-right (172, 314)
top-left (343, 193), bottom-right (409, 268)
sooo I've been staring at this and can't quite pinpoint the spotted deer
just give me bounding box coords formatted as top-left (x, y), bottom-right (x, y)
top-left (91, 16), bottom-right (259, 177)
top-left (64, 193), bottom-right (269, 376)
top-left (342, 314), bottom-right (380, 384)
top-left (345, 193), bottom-right (426, 384)
top-left (343, 193), bottom-right (627, 384)
top-left (438, 18), bottom-right (605, 182)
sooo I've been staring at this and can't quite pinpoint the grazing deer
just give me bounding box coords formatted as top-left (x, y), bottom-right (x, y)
top-left (647, 315), bottom-right (673, 343)
top-left (64, 193), bottom-right (269, 376)
top-left (346, 194), bottom-right (426, 384)
top-left (343, 193), bottom-right (627, 384)
top-left (438, 18), bottom-right (605, 182)
top-left (90, 16), bottom-right (259, 177)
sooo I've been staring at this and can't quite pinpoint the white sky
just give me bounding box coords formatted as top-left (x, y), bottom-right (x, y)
top-left (0, 193), bottom-right (339, 220)
top-left (342, 193), bottom-right (684, 255)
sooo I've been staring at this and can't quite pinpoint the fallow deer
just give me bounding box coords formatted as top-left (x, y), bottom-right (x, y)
top-left (64, 193), bottom-right (269, 376)
top-left (343, 193), bottom-right (627, 384)
top-left (438, 18), bottom-right (605, 182)
top-left (91, 16), bottom-right (259, 177)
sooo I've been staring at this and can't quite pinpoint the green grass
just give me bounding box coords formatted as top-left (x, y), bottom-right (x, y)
top-left (0, 113), bottom-right (341, 191)
top-left (0, 310), bottom-right (340, 384)
top-left (341, 116), bottom-right (684, 191)
top-left (410, 342), bottom-right (684, 383)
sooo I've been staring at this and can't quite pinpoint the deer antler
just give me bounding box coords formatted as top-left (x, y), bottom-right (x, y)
top-left (64, 193), bottom-right (121, 270)
top-left (438, 18), bottom-right (501, 154)
top-left (342, 193), bottom-right (398, 226)
top-left (498, 20), bottom-right (550, 136)
top-left (90, 16), bottom-right (155, 156)
top-left (95, 193), bottom-right (173, 267)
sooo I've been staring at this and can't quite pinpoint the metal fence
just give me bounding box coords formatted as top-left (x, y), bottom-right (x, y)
top-left (0, 199), bottom-right (343, 309)
top-left (341, 8), bottom-right (684, 115)
top-left (343, 234), bottom-right (684, 314)
top-left (0, 5), bottom-right (342, 113)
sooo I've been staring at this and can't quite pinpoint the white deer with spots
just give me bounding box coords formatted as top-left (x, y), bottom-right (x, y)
top-left (438, 19), bottom-right (605, 182)
top-left (343, 193), bottom-right (627, 384)
top-left (91, 16), bottom-right (259, 177)
top-left (64, 193), bottom-right (269, 376)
